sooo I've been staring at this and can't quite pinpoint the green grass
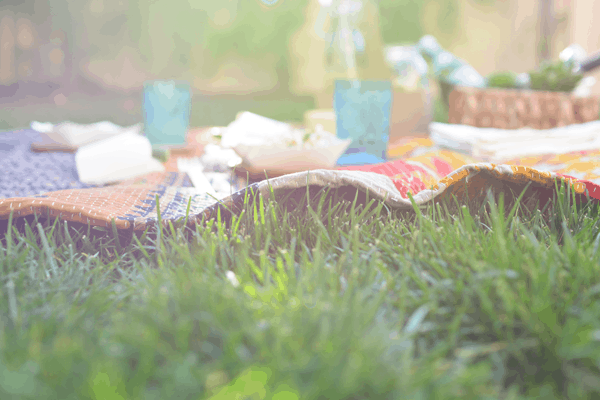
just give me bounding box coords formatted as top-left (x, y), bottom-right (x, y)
top-left (1, 182), bottom-right (600, 399)
top-left (0, 93), bottom-right (315, 131)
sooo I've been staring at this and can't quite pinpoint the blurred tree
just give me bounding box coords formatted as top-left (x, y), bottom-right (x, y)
top-left (46, 0), bottom-right (84, 90)
top-left (422, 0), bottom-right (460, 48)
top-left (377, 0), bottom-right (461, 47)
top-left (0, 0), bottom-right (37, 15)
top-left (123, 0), bottom-right (306, 91)
top-left (196, 0), bottom-right (309, 89)
top-left (377, 0), bottom-right (423, 44)
top-left (200, 0), bottom-right (308, 59)
top-left (134, 0), bottom-right (205, 76)
top-left (6, 0), bottom-right (467, 96)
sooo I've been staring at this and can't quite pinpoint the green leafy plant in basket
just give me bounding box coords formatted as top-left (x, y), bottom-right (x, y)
top-left (528, 60), bottom-right (583, 92)
top-left (486, 71), bottom-right (518, 89)
top-left (485, 61), bottom-right (583, 92)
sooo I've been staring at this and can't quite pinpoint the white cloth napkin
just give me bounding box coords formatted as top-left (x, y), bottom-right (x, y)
top-left (31, 120), bottom-right (165, 184)
top-left (75, 132), bottom-right (165, 185)
top-left (31, 120), bottom-right (142, 148)
top-left (429, 120), bottom-right (600, 161)
top-left (75, 131), bottom-right (165, 185)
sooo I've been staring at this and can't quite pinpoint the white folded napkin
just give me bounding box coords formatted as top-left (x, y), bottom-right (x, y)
top-left (429, 120), bottom-right (600, 161)
top-left (31, 121), bottom-right (142, 148)
top-left (76, 132), bottom-right (165, 185)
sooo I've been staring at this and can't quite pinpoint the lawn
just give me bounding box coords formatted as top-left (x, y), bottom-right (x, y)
top-left (0, 91), bottom-right (316, 131)
top-left (1, 181), bottom-right (600, 399)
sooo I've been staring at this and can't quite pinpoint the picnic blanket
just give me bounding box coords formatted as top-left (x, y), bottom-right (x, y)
top-left (0, 128), bottom-right (599, 232)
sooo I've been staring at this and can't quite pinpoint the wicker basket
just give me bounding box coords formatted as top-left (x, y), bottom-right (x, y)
top-left (448, 86), bottom-right (600, 129)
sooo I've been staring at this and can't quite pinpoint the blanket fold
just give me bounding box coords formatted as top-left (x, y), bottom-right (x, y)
top-left (1, 128), bottom-right (600, 231)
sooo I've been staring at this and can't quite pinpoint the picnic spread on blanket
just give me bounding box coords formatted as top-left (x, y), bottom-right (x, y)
top-left (3, 36), bottom-right (600, 233)
top-left (1, 116), bottom-right (600, 232)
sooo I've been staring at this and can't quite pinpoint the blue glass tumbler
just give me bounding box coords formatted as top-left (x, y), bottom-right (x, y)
top-left (334, 79), bottom-right (393, 166)
top-left (143, 80), bottom-right (191, 148)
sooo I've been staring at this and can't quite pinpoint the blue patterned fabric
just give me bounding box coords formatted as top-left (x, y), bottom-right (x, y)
top-left (0, 129), bottom-right (99, 199)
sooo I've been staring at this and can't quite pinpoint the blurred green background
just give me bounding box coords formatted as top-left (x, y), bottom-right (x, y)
top-left (0, 0), bottom-right (571, 129)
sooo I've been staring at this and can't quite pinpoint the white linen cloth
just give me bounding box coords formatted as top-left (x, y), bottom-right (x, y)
top-left (31, 121), bottom-right (142, 148)
top-left (75, 132), bottom-right (165, 185)
top-left (429, 120), bottom-right (600, 162)
top-left (31, 120), bottom-right (165, 185)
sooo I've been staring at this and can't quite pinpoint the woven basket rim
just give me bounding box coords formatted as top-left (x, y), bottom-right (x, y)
top-left (451, 85), bottom-right (600, 100)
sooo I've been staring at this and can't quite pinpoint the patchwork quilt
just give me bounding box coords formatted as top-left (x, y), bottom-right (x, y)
top-left (0, 129), bottom-right (599, 232)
